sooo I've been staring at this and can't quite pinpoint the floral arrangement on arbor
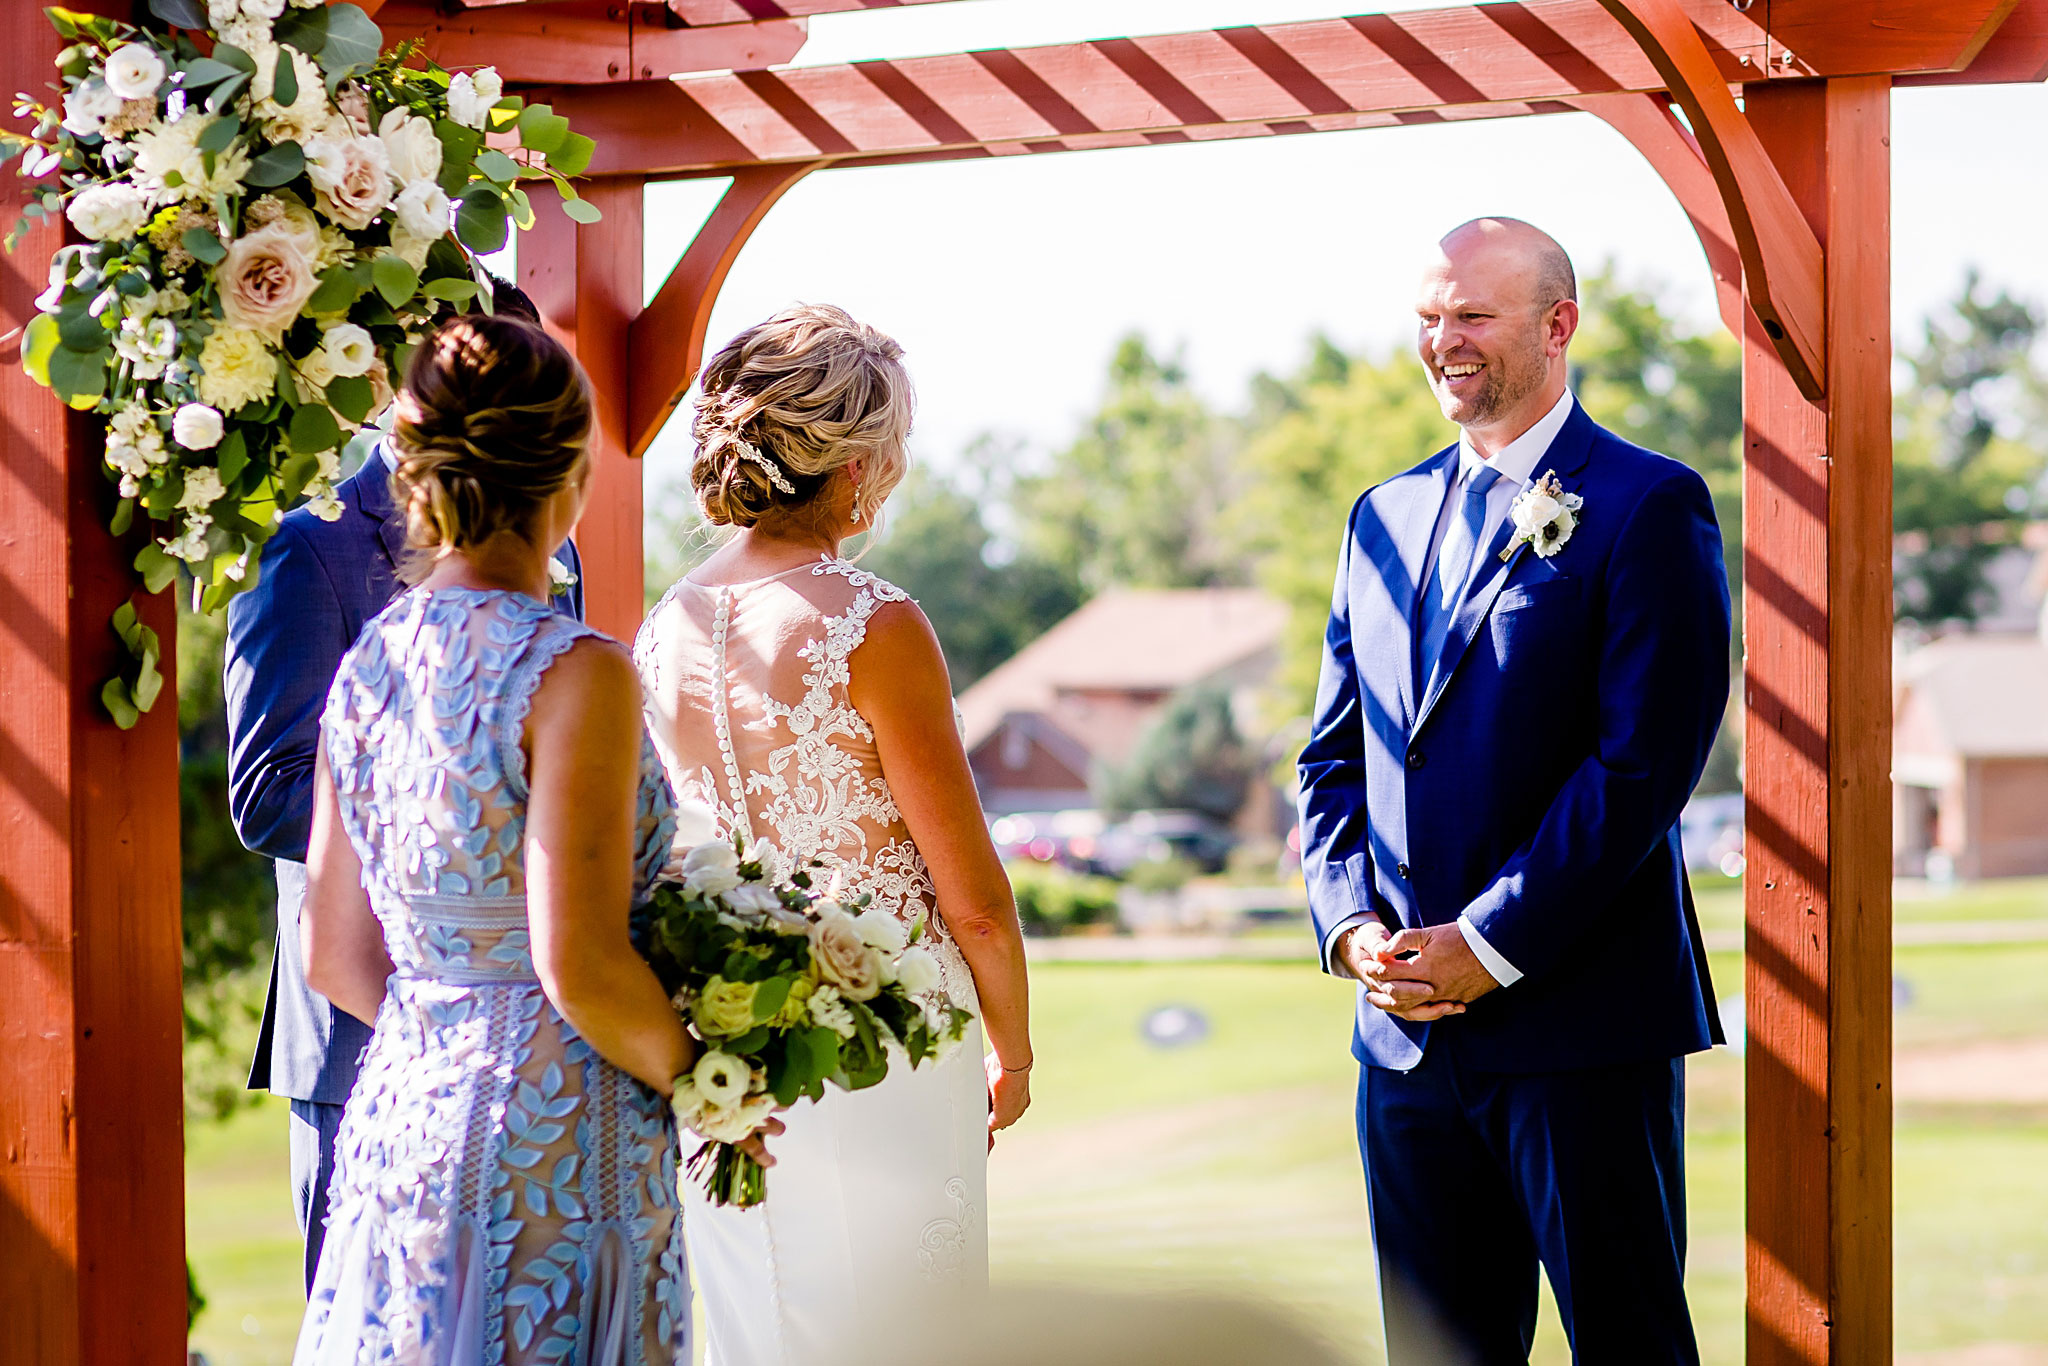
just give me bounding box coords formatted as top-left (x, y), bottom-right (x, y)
top-left (4, 0), bottom-right (602, 726)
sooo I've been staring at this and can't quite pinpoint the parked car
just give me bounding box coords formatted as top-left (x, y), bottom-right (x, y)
top-left (1092, 810), bottom-right (1236, 878)
top-left (987, 809), bottom-right (1106, 867)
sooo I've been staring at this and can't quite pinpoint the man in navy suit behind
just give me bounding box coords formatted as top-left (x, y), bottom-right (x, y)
top-left (1298, 219), bottom-right (1729, 1364)
top-left (224, 283), bottom-right (583, 1289)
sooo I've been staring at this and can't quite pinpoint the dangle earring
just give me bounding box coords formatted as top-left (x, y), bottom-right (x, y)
top-left (850, 483), bottom-right (863, 525)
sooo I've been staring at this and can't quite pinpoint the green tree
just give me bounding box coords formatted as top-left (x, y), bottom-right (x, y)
top-left (1096, 683), bottom-right (1258, 824)
top-left (1014, 334), bottom-right (1243, 592)
top-left (1892, 271), bottom-right (2048, 626)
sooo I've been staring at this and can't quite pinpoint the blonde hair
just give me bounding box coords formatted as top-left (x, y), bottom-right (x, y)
top-left (691, 303), bottom-right (913, 537)
top-left (388, 314), bottom-right (593, 582)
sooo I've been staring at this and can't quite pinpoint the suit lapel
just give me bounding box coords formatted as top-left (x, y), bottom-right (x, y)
top-left (350, 445), bottom-right (406, 573)
top-left (1413, 404), bottom-right (1598, 735)
top-left (1376, 449), bottom-right (1455, 726)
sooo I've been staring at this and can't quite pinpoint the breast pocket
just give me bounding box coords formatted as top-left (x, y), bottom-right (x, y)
top-left (1486, 577), bottom-right (1586, 668)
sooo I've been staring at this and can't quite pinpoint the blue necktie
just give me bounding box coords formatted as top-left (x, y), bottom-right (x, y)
top-left (1416, 463), bottom-right (1502, 693)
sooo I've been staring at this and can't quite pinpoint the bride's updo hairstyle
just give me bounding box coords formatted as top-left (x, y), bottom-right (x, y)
top-left (691, 303), bottom-right (912, 538)
top-left (389, 313), bottom-right (594, 582)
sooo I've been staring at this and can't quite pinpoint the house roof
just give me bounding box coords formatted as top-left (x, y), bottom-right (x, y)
top-left (958, 588), bottom-right (1286, 753)
top-left (1896, 632), bottom-right (2048, 758)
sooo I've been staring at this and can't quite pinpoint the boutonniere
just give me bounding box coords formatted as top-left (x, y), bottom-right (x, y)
top-left (548, 556), bottom-right (579, 598)
top-left (1501, 471), bottom-right (1584, 561)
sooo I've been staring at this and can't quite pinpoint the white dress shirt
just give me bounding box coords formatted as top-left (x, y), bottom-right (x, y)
top-left (1324, 388), bottom-right (1578, 989)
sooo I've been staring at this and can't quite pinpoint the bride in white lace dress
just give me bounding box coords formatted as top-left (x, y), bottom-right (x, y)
top-left (635, 305), bottom-right (1034, 1362)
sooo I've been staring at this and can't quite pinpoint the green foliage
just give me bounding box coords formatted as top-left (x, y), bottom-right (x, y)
top-left (1097, 683), bottom-right (1258, 825)
top-left (1005, 861), bottom-right (1120, 935)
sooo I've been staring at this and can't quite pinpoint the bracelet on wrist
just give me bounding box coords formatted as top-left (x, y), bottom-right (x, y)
top-left (1001, 1060), bottom-right (1033, 1073)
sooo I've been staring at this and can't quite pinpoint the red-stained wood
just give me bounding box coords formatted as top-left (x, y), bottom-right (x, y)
top-left (522, 177), bottom-right (649, 640)
top-left (1900, 0), bottom-right (2048, 85)
top-left (626, 161), bottom-right (821, 456)
top-left (375, 2), bottom-right (807, 84)
top-left (0, 2), bottom-right (188, 1362)
top-left (1569, 90), bottom-right (1744, 339)
top-left (662, 0), bottom-right (959, 23)
top-left (1598, 0), bottom-right (1825, 398)
top-left (1764, 0), bottom-right (2017, 77)
top-left (1740, 75), bottom-right (1894, 1366)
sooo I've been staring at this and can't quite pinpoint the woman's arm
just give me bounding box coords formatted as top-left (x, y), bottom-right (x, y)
top-left (850, 601), bottom-right (1033, 1140)
top-left (303, 749), bottom-right (394, 1025)
top-left (524, 638), bottom-right (697, 1095)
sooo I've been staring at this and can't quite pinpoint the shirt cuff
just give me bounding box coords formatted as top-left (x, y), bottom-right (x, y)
top-left (1321, 911), bottom-right (1374, 976)
top-left (1458, 914), bottom-right (1523, 987)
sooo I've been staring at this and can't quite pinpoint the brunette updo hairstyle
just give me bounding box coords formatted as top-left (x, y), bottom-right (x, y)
top-left (691, 304), bottom-right (913, 536)
top-left (389, 313), bottom-right (593, 581)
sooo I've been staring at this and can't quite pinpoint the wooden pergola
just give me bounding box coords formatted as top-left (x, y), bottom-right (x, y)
top-left (4, 1), bottom-right (2045, 1361)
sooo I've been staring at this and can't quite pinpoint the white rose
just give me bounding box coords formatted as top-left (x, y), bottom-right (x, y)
top-left (178, 465), bottom-right (225, 512)
top-left (810, 911), bottom-right (882, 1002)
top-left (321, 322), bottom-right (376, 378)
top-left (304, 134), bottom-right (392, 230)
top-left (807, 984), bottom-right (858, 1039)
top-left (691, 1051), bottom-right (753, 1109)
top-left (172, 403), bottom-right (224, 450)
top-left (679, 842), bottom-right (743, 896)
top-left (853, 908), bottom-right (908, 955)
top-left (1513, 492), bottom-right (1562, 535)
top-left (391, 179), bottom-right (450, 243)
top-left (103, 45), bottom-right (167, 102)
top-left (378, 108), bottom-right (444, 186)
top-left (66, 184), bottom-right (149, 242)
top-left (723, 883), bottom-right (781, 916)
top-left (894, 945), bottom-right (943, 997)
top-left (446, 69), bottom-right (503, 130)
top-left (61, 80), bottom-right (123, 137)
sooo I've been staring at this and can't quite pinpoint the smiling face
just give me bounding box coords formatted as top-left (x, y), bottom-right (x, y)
top-left (1414, 220), bottom-right (1578, 451)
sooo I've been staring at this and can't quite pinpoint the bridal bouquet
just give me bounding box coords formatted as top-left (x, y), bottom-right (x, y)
top-left (641, 837), bottom-right (975, 1208)
top-left (4, 1), bottom-right (599, 726)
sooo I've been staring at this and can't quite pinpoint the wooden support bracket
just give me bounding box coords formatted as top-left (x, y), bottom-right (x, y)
top-left (626, 160), bottom-right (821, 455)
top-left (1598, 0), bottom-right (1828, 398)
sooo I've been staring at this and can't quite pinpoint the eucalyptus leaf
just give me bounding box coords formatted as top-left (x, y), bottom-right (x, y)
top-left (420, 277), bottom-right (479, 304)
top-left (273, 6), bottom-right (328, 56)
top-left (109, 498), bottom-right (134, 537)
top-left (134, 542), bottom-right (179, 594)
top-left (111, 599), bottom-right (138, 642)
top-left (46, 345), bottom-right (106, 404)
top-left (546, 132), bottom-right (595, 178)
top-left (271, 43), bottom-right (298, 107)
top-left (20, 313), bottom-right (58, 388)
top-left (181, 227), bottom-right (226, 265)
top-left (178, 57), bottom-right (242, 90)
top-left (216, 429), bottom-right (249, 484)
top-left (434, 119), bottom-right (482, 195)
top-left (207, 73), bottom-right (250, 112)
top-left (278, 451), bottom-right (318, 501)
top-left (288, 402), bottom-right (342, 456)
top-left (197, 115), bottom-right (240, 154)
top-left (245, 141), bottom-right (305, 188)
top-left (371, 254), bottom-right (419, 308)
top-left (101, 677), bottom-right (138, 730)
top-left (319, 5), bottom-right (383, 76)
top-left (474, 149), bottom-right (520, 184)
top-left (455, 187), bottom-right (508, 253)
top-left (560, 197), bottom-right (602, 226)
top-left (56, 306), bottom-right (104, 352)
top-left (516, 104), bottom-right (569, 155)
top-left (132, 643), bottom-right (163, 712)
top-left (149, 0), bottom-right (209, 29)
top-left (305, 263), bottom-right (365, 315)
top-left (210, 43), bottom-right (258, 76)
top-left (325, 374), bottom-right (373, 424)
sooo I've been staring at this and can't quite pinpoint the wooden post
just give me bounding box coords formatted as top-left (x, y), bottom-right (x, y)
top-left (1740, 76), bottom-right (1894, 1366)
top-left (521, 176), bottom-right (648, 639)
top-left (0, 6), bottom-right (188, 1364)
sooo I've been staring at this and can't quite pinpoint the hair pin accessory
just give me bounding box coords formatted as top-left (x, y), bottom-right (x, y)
top-left (733, 436), bottom-right (797, 496)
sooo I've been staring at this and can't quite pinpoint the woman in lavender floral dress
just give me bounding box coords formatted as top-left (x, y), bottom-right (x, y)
top-left (293, 315), bottom-right (700, 1365)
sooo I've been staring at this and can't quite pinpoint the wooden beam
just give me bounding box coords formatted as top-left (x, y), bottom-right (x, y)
top-left (1763, 0), bottom-right (2019, 78)
top-left (1899, 0), bottom-right (2048, 85)
top-left (521, 178), bottom-right (648, 640)
top-left (627, 161), bottom-right (820, 456)
top-left (664, 0), bottom-right (961, 22)
top-left (376, 1), bottom-right (807, 84)
top-left (0, 1), bottom-right (189, 1361)
top-left (1597, 0), bottom-right (1826, 398)
top-left (1740, 74), bottom-right (1894, 1366)
top-left (1569, 91), bottom-right (1744, 338)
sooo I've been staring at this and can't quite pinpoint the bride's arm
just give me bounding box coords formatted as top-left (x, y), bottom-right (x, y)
top-left (850, 602), bottom-right (1033, 1137)
top-left (304, 749), bottom-right (396, 1024)
top-left (525, 638), bottom-right (698, 1095)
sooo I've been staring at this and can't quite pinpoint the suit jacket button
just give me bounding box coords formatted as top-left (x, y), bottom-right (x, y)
top-left (1406, 749), bottom-right (1426, 770)
top-left (1396, 862), bottom-right (1411, 880)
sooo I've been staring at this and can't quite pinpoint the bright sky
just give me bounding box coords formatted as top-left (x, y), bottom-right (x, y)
top-left (596, 1), bottom-right (2048, 494)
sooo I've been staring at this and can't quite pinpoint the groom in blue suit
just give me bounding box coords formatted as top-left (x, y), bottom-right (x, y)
top-left (224, 284), bottom-right (582, 1289)
top-left (1299, 219), bottom-right (1729, 1364)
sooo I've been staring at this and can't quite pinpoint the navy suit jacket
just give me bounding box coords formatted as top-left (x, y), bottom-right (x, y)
top-left (1298, 403), bottom-right (1729, 1073)
top-left (226, 451), bottom-right (583, 1102)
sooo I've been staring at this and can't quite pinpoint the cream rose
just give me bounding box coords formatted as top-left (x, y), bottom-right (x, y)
top-left (691, 1050), bottom-right (753, 1108)
top-left (379, 108), bottom-right (444, 186)
top-left (321, 322), bottom-right (376, 378)
top-left (172, 403), bottom-right (224, 450)
top-left (894, 945), bottom-right (943, 997)
top-left (218, 225), bottom-right (321, 340)
top-left (691, 977), bottom-right (758, 1037)
top-left (853, 908), bottom-right (909, 955)
top-left (446, 69), bottom-right (503, 130)
top-left (392, 180), bottom-right (450, 243)
top-left (67, 184), bottom-right (149, 242)
top-left (810, 911), bottom-right (882, 1002)
top-left (679, 842), bottom-right (743, 896)
top-left (685, 1093), bottom-right (777, 1144)
top-left (305, 134), bottom-right (392, 230)
top-left (197, 325), bottom-right (276, 412)
top-left (103, 45), bottom-right (166, 102)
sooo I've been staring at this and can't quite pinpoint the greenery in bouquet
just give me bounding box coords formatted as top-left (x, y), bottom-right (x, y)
top-left (641, 837), bottom-right (976, 1207)
top-left (3, 0), bottom-right (601, 726)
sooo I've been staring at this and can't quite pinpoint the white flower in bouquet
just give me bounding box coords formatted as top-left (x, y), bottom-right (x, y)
top-left (809, 911), bottom-right (882, 1002)
top-left (66, 183), bottom-right (148, 241)
top-left (335, 85), bottom-right (372, 135)
top-left (723, 883), bottom-right (781, 917)
top-left (254, 44), bottom-right (329, 144)
top-left (379, 108), bottom-right (444, 186)
top-left (102, 44), bottom-right (166, 102)
top-left (392, 180), bottom-right (451, 244)
top-left (304, 481), bottom-right (344, 521)
top-left (165, 518), bottom-right (212, 563)
top-left (172, 403), bottom-right (224, 451)
top-left (304, 134), bottom-right (393, 230)
top-left (893, 945), bottom-right (943, 997)
top-left (853, 908), bottom-right (908, 955)
top-left (686, 1092), bottom-right (778, 1144)
top-left (691, 1050), bottom-right (753, 1108)
top-left (61, 80), bottom-right (122, 138)
top-left (806, 984), bottom-right (859, 1039)
top-left (178, 465), bottom-right (226, 512)
top-left (134, 111), bottom-right (248, 203)
top-left (691, 977), bottom-right (758, 1037)
top-left (197, 325), bottom-right (276, 411)
top-left (446, 69), bottom-right (503, 130)
top-left (219, 224), bottom-right (322, 341)
top-left (386, 225), bottom-right (436, 272)
top-left (321, 322), bottom-right (376, 378)
top-left (114, 315), bottom-right (178, 380)
top-left (679, 841), bottom-right (744, 896)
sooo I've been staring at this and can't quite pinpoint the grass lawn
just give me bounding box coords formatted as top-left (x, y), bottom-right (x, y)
top-left (188, 925), bottom-right (2048, 1364)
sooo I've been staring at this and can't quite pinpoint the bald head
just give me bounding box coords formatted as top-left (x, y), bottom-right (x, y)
top-left (1414, 218), bottom-right (1580, 452)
